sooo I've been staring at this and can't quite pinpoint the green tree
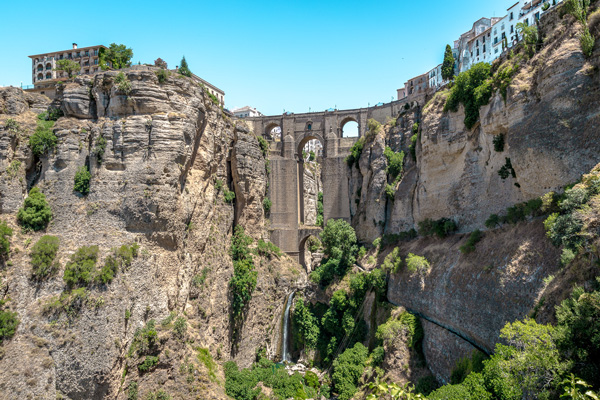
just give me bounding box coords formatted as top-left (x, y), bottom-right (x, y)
top-left (292, 298), bottom-right (320, 350)
top-left (332, 343), bottom-right (369, 400)
top-left (99, 43), bottom-right (133, 70)
top-left (442, 44), bottom-right (456, 81)
top-left (54, 59), bottom-right (81, 78)
top-left (516, 22), bottom-right (539, 57)
top-left (179, 56), bottom-right (192, 77)
top-left (444, 62), bottom-right (492, 129)
top-left (320, 219), bottom-right (358, 269)
top-left (17, 188), bottom-right (53, 231)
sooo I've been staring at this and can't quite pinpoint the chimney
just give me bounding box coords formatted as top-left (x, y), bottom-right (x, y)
top-left (72, 43), bottom-right (78, 49)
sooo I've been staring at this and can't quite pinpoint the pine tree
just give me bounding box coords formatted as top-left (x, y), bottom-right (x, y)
top-left (179, 56), bottom-right (192, 77)
top-left (442, 44), bottom-right (456, 82)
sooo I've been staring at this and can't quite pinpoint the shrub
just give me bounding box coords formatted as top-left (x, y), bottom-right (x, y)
top-left (493, 134), bottom-right (505, 152)
top-left (256, 239), bottom-right (282, 258)
top-left (293, 298), bottom-right (319, 350)
top-left (154, 57), bottom-right (167, 69)
top-left (46, 107), bottom-right (63, 121)
top-left (173, 317), bottom-right (187, 338)
top-left (63, 245), bottom-right (99, 287)
top-left (224, 361), bottom-right (260, 400)
top-left (0, 309), bottom-right (19, 344)
top-left (418, 218), bottom-right (458, 238)
top-left (370, 346), bottom-right (385, 367)
top-left (384, 147), bottom-right (405, 180)
top-left (129, 320), bottom-right (158, 357)
top-left (332, 343), bottom-right (369, 400)
top-left (127, 381), bottom-right (138, 400)
top-left (345, 137), bottom-right (365, 167)
top-left (224, 188), bottom-right (236, 203)
top-left (357, 246), bottom-right (366, 259)
top-left (138, 355), bottom-right (159, 372)
top-left (320, 219), bottom-right (358, 271)
top-left (114, 72), bottom-right (132, 94)
top-left (0, 220), bottom-right (13, 257)
top-left (444, 63), bottom-right (492, 129)
top-left (560, 248), bottom-right (576, 266)
top-left (262, 197), bottom-right (272, 214)
top-left (485, 214), bottom-right (500, 228)
top-left (94, 136), bottom-right (107, 163)
top-left (377, 312), bottom-right (423, 351)
top-left (4, 118), bottom-right (19, 133)
top-left (30, 235), bottom-right (60, 279)
top-left (17, 187), bottom-right (53, 231)
top-left (155, 69), bottom-right (169, 84)
top-left (383, 247), bottom-right (403, 273)
top-left (305, 370), bottom-right (320, 389)
top-left (257, 136), bottom-right (269, 158)
top-left (29, 120), bottom-right (57, 156)
top-left (498, 157), bottom-right (516, 179)
top-left (460, 230), bottom-right (483, 254)
top-left (406, 253), bottom-right (431, 275)
top-left (74, 166), bottom-right (91, 195)
top-left (385, 183), bottom-right (396, 200)
top-left (409, 133), bottom-right (419, 161)
top-left (450, 351), bottom-right (487, 384)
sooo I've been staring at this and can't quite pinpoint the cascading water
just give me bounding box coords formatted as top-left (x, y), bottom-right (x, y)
top-left (281, 291), bottom-right (295, 363)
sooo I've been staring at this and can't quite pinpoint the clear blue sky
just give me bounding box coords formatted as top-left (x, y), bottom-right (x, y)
top-left (0, 0), bottom-right (512, 116)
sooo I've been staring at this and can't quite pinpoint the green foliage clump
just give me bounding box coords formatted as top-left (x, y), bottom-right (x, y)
top-left (127, 381), bottom-right (138, 400)
top-left (409, 123), bottom-right (420, 161)
top-left (145, 390), bottom-right (171, 400)
top-left (29, 117), bottom-right (57, 156)
top-left (63, 245), bottom-right (99, 287)
top-left (485, 214), bottom-right (500, 229)
top-left (376, 312), bottom-right (424, 352)
top-left (332, 343), bottom-right (369, 400)
top-left (444, 62), bottom-right (492, 129)
top-left (74, 166), bottom-right (91, 195)
top-left (4, 119), bottom-right (19, 133)
top-left (460, 230), bottom-right (483, 254)
top-left (179, 56), bottom-right (192, 77)
top-left (493, 134), bottom-right (505, 152)
top-left (155, 68), bottom-right (169, 84)
top-left (138, 355), bottom-right (159, 373)
top-left (498, 157), bottom-right (516, 180)
top-left (516, 22), bottom-right (539, 57)
top-left (94, 136), bottom-right (107, 163)
top-left (97, 243), bottom-right (139, 284)
top-left (0, 308), bottom-right (19, 344)
top-left (385, 183), bottom-right (396, 201)
top-left (418, 218), bottom-right (458, 238)
top-left (257, 136), bottom-right (269, 158)
top-left (293, 298), bottom-right (320, 350)
top-left (405, 253), bottom-right (430, 275)
top-left (0, 220), bottom-right (13, 257)
top-left (224, 187), bottom-right (236, 203)
top-left (55, 59), bottom-right (80, 78)
top-left (229, 226), bottom-right (257, 319)
top-left (30, 235), bottom-right (60, 279)
top-left (346, 137), bottom-right (365, 168)
top-left (128, 319), bottom-right (158, 357)
top-left (316, 192), bottom-right (324, 227)
top-left (581, 28), bottom-right (595, 57)
top-left (256, 239), bottom-right (281, 258)
top-left (384, 147), bottom-right (405, 180)
top-left (442, 44), bottom-right (456, 81)
top-left (383, 247), bottom-right (403, 273)
top-left (429, 372), bottom-right (491, 400)
top-left (262, 197), bottom-right (272, 214)
top-left (310, 219), bottom-right (357, 286)
top-left (173, 317), bottom-right (187, 338)
top-left (99, 43), bottom-right (133, 70)
top-left (17, 188), bottom-right (52, 231)
top-left (114, 72), bottom-right (132, 94)
top-left (450, 351), bottom-right (488, 385)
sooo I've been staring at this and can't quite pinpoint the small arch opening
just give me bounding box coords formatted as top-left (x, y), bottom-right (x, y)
top-left (342, 120), bottom-right (359, 138)
top-left (265, 123), bottom-right (282, 141)
top-left (299, 234), bottom-right (323, 272)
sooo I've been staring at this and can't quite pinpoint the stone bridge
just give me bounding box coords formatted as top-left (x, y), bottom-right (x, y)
top-left (248, 98), bottom-right (414, 265)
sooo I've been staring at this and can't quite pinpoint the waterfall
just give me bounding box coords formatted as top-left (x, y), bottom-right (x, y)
top-left (281, 291), bottom-right (295, 363)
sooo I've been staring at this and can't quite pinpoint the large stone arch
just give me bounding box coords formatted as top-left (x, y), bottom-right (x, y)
top-left (298, 228), bottom-right (322, 271)
top-left (339, 115), bottom-right (360, 138)
top-left (264, 121), bottom-right (282, 140)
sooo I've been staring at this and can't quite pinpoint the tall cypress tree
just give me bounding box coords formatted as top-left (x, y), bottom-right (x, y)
top-left (179, 56), bottom-right (192, 77)
top-left (441, 44), bottom-right (456, 81)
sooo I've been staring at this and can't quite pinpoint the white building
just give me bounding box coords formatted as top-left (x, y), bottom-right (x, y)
top-left (232, 106), bottom-right (263, 118)
top-left (427, 64), bottom-right (445, 90)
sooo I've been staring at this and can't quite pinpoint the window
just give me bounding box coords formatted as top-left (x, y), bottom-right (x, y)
top-left (502, 32), bottom-right (506, 39)
top-left (511, 25), bottom-right (514, 33)
top-left (476, 49), bottom-right (480, 56)
top-left (495, 48), bottom-right (499, 54)
top-left (535, 12), bottom-right (540, 21)
top-left (476, 39), bottom-right (479, 47)
top-left (76, 52), bottom-right (80, 58)
top-left (94, 49), bottom-right (98, 56)
top-left (510, 12), bottom-right (514, 20)
top-left (60, 54), bottom-right (64, 60)
top-left (483, 45), bottom-right (486, 52)
top-left (85, 50), bottom-right (89, 57)
top-left (45, 72), bottom-right (51, 79)
top-left (85, 69), bottom-right (89, 74)
top-left (494, 37), bottom-right (499, 44)
top-left (94, 59), bottom-right (98, 65)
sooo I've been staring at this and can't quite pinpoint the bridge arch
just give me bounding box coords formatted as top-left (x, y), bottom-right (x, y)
top-left (264, 122), bottom-right (282, 141)
top-left (340, 116), bottom-right (360, 138)
top-left (298, 229), bottom-right (322, 271)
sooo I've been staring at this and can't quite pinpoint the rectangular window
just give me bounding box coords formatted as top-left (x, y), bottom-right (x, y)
top-left (511, 25), bottom-right (514, 33)
top-left (94, 59), bottom-right (98, 65)
top-left (483, 45), bottom-right (486, 52)
top-left (76, 52), bottom-right (80, 57)
top-left (85, 50), bottom-right (89, 57)
top-left (94, 49), bottom-right (98, 56)
top-left (510, 12), bottom-right (514, 20)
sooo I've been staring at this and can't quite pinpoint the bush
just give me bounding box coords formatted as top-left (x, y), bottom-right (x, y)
top-left (262, 197), bottom-right (272, 214)
top-left (444, 63), bottom-right (492, 129)
top-left (128, 320), bottom-right (158, 357)
top-left (418, 218), bottom-right (458, 238)
top-left (383, 247), bottom-right (403, 273)
top-left (305, 370), bottom-right (320, 389)
top-left (114, 72), bottom-right (132, 94)
top-left (0, 220), bottom-right (13, 257)
top-left (332, 343), bottom-right (369, 400)
top-left (384, 147), bottom-right (405, 180)
top-left (256, 239), bottom-right (282, 258)
top-left (320, 219), bottom-right (358, 272)
top-left (94, 136), bottom-right (107, 163)
top-left (29, 120), bottom-right (57, 156)
top-left (224, 361), bottom-right (260, 400)
top-left (385, 183), bottom-right (396, 200)
top-left (17, 188), bottom-right (53, 231)
top-left (257, 136), bottom-right (269, 158)
top-left (293, 298), bottom-right (319, 350)
top-left (450, 351), bottom-right (487, 384)
top-left (138, 355), bottom-right (159, 373)
top-left (485, 214), bottom-right (500, 229)
top-left (406, 253), bottom-right (431, 275)
top-left (224, 188), bottom-right (236, 203)
top-left (74, 166), bottom-right (91, 195)
top-left (377, 312), bottom-right (423, 351)
top-left (63, 245), bottom-right (99, 287)
top-left (30, 235), bottom-right (60, 279)
top-left (460, 230), bottom-right (483, 254)
top-left (493, 134), bottom-right (505, 152)
top-left (345, 137), bottom-right (365, 168)
top-left (498, 157), bottom-right (516, 180)
top-left (173, 316), bottom-right (187, 338)
top-left (0, 309), bottom-right (19, 344)
top-left (127, 381), bottom-right (138, 400)
top-left (155, 68), bottom-right (169, 83)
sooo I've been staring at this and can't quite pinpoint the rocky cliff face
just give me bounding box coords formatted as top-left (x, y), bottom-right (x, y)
top-left (349, 8), bottom-right (600, 383)
top-left (0, 69), bottom-right (305, 400)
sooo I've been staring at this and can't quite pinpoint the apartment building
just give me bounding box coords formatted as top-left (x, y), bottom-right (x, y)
top-left (27, 43), bottom-right (106, 97)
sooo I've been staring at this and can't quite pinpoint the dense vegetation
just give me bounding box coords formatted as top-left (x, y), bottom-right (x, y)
top-left (17, 188), bottom-right (53, 231)
top-left (229, 226), bottom-right (258, 321)
top-left (310, 219), bottom-right (358, 286)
